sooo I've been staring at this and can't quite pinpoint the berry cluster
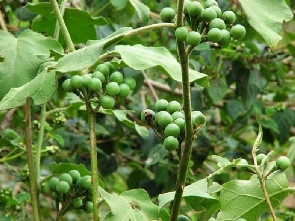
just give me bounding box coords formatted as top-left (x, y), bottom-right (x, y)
top-left (256, 154), bottom-right (291, 171)
top-left (42, 170), bottom-right (93, 213)
top-left (141, 99), bottom-right (206, 151)
top-left (53, 112), bottom-right (66, 128)
top-left (0, 187), bottom-right (21, 211)
top-left (62, 62), bottom-right (136, 109)
top-left (160, 0), bottom-right (246, 47)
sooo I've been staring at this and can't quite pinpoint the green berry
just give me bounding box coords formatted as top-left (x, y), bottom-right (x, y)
top-left (156, 111), bottom-right (173, 128)
top-left (105, 62), bottom-right (115, 73)
top-left (62, 79), bottom-right (72, 92)
top-left (79, 175), bottom-right (92, 190)
top-left (167, 101), bottom-right (181, 113)
top-left (218, 29), bottom-right (231, 47)
top-left (174, 118), bottom-right (185, 132)
top-left (123, 77), bottom-right (136, 90)
top-left (48, 177), bottom-right (59, 191)
top-left (41, 182), bottom-right (51, 195)
top-left (100, 95), bottom-right (115, 109)
top-left (186, 31), bottom-right (201, 46)
top-left (164, 123), bottom-right (181, 137)
top-left (175, 27), bottom-right (189, 42)
top-left (236, 159), bottom-right (249, 171)
top-left (106, 82), bottom-right (120, 96)
top-left (187, 1), bottom-right (204, 17)
top-left (276, 156), bottom-right (291, 171)
top-left (110, 71), bottom-right (124, 84)
top-left (89, 78), bottom-right (102, 91)
top-left (194, 112), bottom-right (206, 126)
top-left (160, 7), bottom-right (176, 22)
top-left (70, 75), bottom-right (84, 89)
top-left (177, 215), bottom-right (191, 221)
top-left (235, 219), bottom-right (247, 221)
top-left (204, 0), bottom-right (218, 8)
top-left (59, 173), bottom-right (73, 185)
top-left (222, 11), bottom-right (236, 24)
top-left (96, 64), bottom-right (110, 77)
top-left (92, 71), bottom-right (106, 83)
top-left (230, 24), bottom-right (246, 40)
top-left (56, 181), bottom-right (70, 194)
top-left (201, 7), bottom-right (217, 22)
top-left (207, 28), bottom-right (222, 43)
top-left (72, 198), bottom-right (83, 208)
top-left (155, 99), bottom-right (169, 112)
top-left (141, 109), bottom-right (155, 124)
top-left (82, 74), bottom-right (92, 87)
top-left (209, 18), bottom-right (226, 30)
top-left (68, 170), bottom-right (81, 183)
top-left (164, 136), bottom-right (179, 151)
top-left (171, 111), bottom-right (184, 120)
top-left (210, 6), bottom-right (221, 18)
top-left (84, 201), bottom-right (93, 213)
top-left (118, 83), bottom-right (131, 97)
top-left (256, 153), bottom-right (267, 164)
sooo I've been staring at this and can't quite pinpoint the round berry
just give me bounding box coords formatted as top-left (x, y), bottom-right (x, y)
top-left (186, 31), bottom-right (201, 46)
top-left (82, 74), bottom-right (92, 87)
top-left (48, 177), bottom-right (59, 191)
top-left (79, 175), bottom-right (92, 190)
top-left (70, 75), bottom-right (84, 89)
top-left (110, 71), bottom-right (124, 84)
top-left (207, 28), bottom-right (222, 43)
top-left (56, 181), bottom-right (70, 194)
top-left (256, 153), bottom-right (267, 165)
top-left (201, 7), bottom-right (217, 22)
top-left (164, 136), bottom-right (179, 151)
top-left (204, 0), bottom-right (218, 8)
top-left (194, 113), bottom-right (206, 126)
top-left (236, 159), bottom-right (249, 171)
top-left (156, 111), bottom-right (173, 128)
top-left (84, 201), bottom-right (93, 213)
top-left (106, 82), bottom-right (120, 96)
top-left (160, 7), bottom-right (176, 22)
top-left (187, 1), bottom-right (203, 17)
top-left (141, 109), bottom-right (155, 124)
top-left (59, 173), bottom-right (73, 185)
top-left (100, 95), bottom-right (115, 109)
top-left (96, 64), bottom-right (110, 77)
top-left (92, 71), bottom-right (106, 83)
top-left (218, 29), bottom-right (231, 47)
top-left (276, 156), bottom-right (291, 171)
top-left (222, 11), bottom-right (236, 24)
top-left (41, 182), bottom-right (51, 195)
top-left (209, 18), bottom-right (226, 30)
top-left (177, 215), bottom-right (191, 221)
top-left (175, 27), bottom-right (189, 42)
top-left (118, 83), bottom-right (131, 97)
top-left (167, 101), bottom-right (181, 113)
top-left (68, 170), bottom-right (81, 183)
top-left (230, 24), bottom-right (246, 40)
top-left (155, 99), bottom-right (169, 112)
top-left (164, 123), bottom-right (181, 137)
top-left (171, 111), bottom-right (184, 120)
top-left (72, 198), bottom-right (83, 208)
top-left (105, 61), bottom-right (115, 73)
top-left (89, 78), bottom-right (102, 91)
top-left (62, 79), bottom-right (72, 92)
top-left (174, 118), bottom-right (185, 132)
top-left (210, 6), bottom-right (221, 18)
top-left (123, 77), bottom-right (136, 90)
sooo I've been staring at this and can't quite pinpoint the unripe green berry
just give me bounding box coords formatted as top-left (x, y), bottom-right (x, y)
top-left (100, 95), bottom-right (115, 109)
top-left (209, 6), bottom-right (221, 18)
top-left (56, 181), bottom-right (70, 194)
top-left (218, 29), bottom-right (231, 47)
top-left (276, 156), bottom-right (291, 171)
top-left (167, 101), bottom-right (182, 113)
top-left (177, 215), bottom-right (191, 221)
top-left (59, 173), bottom-right (73, 185)
top-left (209, 18), bottom-right (226, 30)
top-left (174, 118), bottom-right (185, 132)
top-left (201, 7), bottom-right (217, 22)
top-left (175, 27), bottom-right (189, 42)
top-left (123, 77), bottom-right (136, 90)
top-left (62, 79), bottom-right (72, 92)
top-left (222, 11), bottom-right (236, 24)
top-left (155, 99), bottom-right (169, 112)
top-left (186, 31), bottom-right (201, 46)
top-left (171, 111), bottom-right (184, 120)
top-left (70, 75), bottom-right (84, 89)
top-left (104, 62), bottom-right (115, 73)
top-left (110, 71), bottom-right (124, 84)
top-left (72, 198), bottom-right (83, 208)
top-left (256, 153), bottom-right (267, 164)
top-left (230, 24), bottom-right (246, 40)
top-left (156, 111), bottom-right (173, 128)
top-left (118, 83), bottom-right (131, 97)
top-left (164, 136), bottom-right (179, 151)
top-left (84, 201), bottom-right (93, 213)
top-left (160, 7), bottom-right (176, 22)
top-left (92, 71), bottom-right (106, 83)
top-left (48, 177), bottom-right (59, 191)
top-left (68, 170), bottom-right (81, 183)
top-left (204, 0), bottom-right (218, 8)
top-left (106, 82), bottom-right (120, 96)
top-left (207, 28), bottom-right (222, 43)
top-left (96, 64), bottom-right (110, 77)
top-left (89, 78), bottom-right (102, 91)
top-left (164, 123), bottom-right (181, 137)
top-left (187, 1), bottom-right (204, 17)
top-left (82, 74), bottom-right (92, 87)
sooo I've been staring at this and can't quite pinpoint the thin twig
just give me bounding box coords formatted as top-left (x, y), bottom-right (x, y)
top-left (141, 70), bottom-right (159, 100)
top-left (0, 10), bottom-right (7, 31)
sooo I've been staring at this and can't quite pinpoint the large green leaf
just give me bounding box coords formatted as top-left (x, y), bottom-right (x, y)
top-left (129, 0), bottom-right (150, 23)
top-left (216, 172), bottom-right (295, 221)
top-left (0, 29), bottom-right (62, 98)
top-left (208, 77), bottom-right (228, 102)
top-left (115, 45), bottom-right (209, 87)
top-left (158, 179), bottom-right (220, 220)
top-left (25, 3), bottom-right (108, 44)
top-left (0, 62), bottom-right (57, 111)
top-left (238, 0), bottom-right (293, 47)
top-left (98, 187), bottom-right (169, 221)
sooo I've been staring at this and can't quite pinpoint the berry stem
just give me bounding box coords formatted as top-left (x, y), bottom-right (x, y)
top-left (24, 98), bottom-right (41, 220)
top-left (86, 103), bottom-right (100, 221)
top-left (170, 1), bottom-right (195, 220)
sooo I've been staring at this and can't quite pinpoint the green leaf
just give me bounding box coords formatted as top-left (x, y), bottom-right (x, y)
top-left (25, 3), bottom-right (108, 44)
top-left (238, 0), bottom-right (293, 47)
top-left (129, 0), bottom-right (150, 23)
top-left (49, 133), bottom-right (64, 147)
top-left (145, 144), bottom-right (168, 165)
top-left (49, 162), bottom-right (91, 176)
top-left (158, 179), bottom-right (220, 220)
top-left (216, 172), bottom-right (295, 220)
top-left (98, 187), bottom-right (170, 221)
top-left (110, 0), bottom-right (128, 10)
top-left (208, 78), bottom-right (228, 102)
top-left (0, 138), bottom-right (18, 147)
top-left (134, 123), bottom-right (149, 137)
top-left (211, 155), bottom-right (231, 168)
top-left (115, 44), bottom-right (209, 87)
top-left (226, 100), bottom-right (246, 121)
top-left (0, 29), bottom-right (62, 98)
top-left (0, 63), bottom-right (57, 111)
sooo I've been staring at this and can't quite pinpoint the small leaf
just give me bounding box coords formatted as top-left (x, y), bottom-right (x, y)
top-left (238, 0), bottom-right (293, 47)
top-left (49, 162), bottom-right (91, 176)
top-left (134, 123), bottom-right (149, 137)
top-left (0, 138), bottom-right (18, 147)
top-left (129, 0), bottom-right (150, 23)
top-left (208, 78), bottom-right (228, 102)
top-left (49, 133), bottom-right (65, 147)
top-left (115, 44), bottom-right (209, 87)
top-left (145, 144), bottom-right (168, 165)
top-left (211, 155), bottom-right (231, 168)
top-left (110, 0), bottom-right (128, 10)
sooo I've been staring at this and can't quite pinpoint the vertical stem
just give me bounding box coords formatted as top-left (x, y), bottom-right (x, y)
top-left (25, 98), bottom-right (41, 221)
top-left (170, 1), bottom-right (195, 220)
top-left (87, 104), bottom-right (99, 221)
top-left (54, 0), bottom-right (67, 40)
top-left (35, 104), bottom-right (46, 181)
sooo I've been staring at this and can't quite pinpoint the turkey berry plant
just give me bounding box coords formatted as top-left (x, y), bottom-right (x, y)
top-left (0, 0), bottom-right (294, 221)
